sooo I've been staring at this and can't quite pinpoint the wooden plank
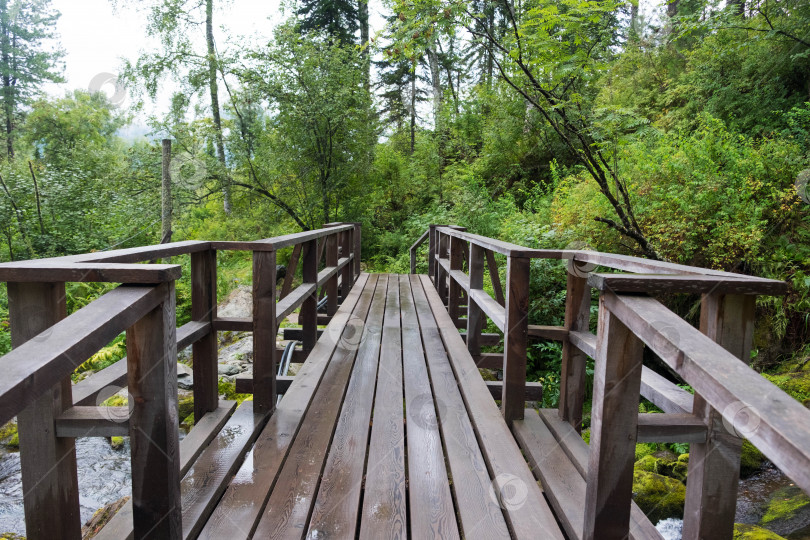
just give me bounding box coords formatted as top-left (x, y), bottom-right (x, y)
top-left (417, 274), bottom-right (564, 539)
top-left (300, 239), bottom-right (318, 351)
top-left (126, 283), bottom-right (182, 538)
top-left (502, 256), bottom-right (530, 423)
top-left (559, 273), bottom-right (590, 432)
top-left (198, 274), bottom-right (371, 539)
top-left (470, 289), bottom-right (505, 331)
top-left (253, 250), bottom-right (278, 414)
top-left (234, 374), bottom-right (293, 395)
top-left (569, 330), bottom-right (596, 358)
top-left (583, 297), bottom-right (644, 540)
top-left (359, 275), bottom-right (407, 540)
top-left (55, 406), bottom-right (130, 437)
top-left (535, 409), bottom-right (665, 540)
top-left (306, 275), bottom-right (387, 539)
top-left (324, 235), bottom-right (338, 317)
top-left (588, 273), bottom-right (788, 295)
top-left (399, 276), bottom-right (460, 539)
top-left (339, 231), bottom-right (353, 296)
top-left (436, 227), bottom-right (539, 258)
top-left (0, 263), bottom-right (182, 283)
top-left (448, 236), bottom-right (465, 327)
top-left (72, 240), bottom-right (210, 263)
top-left (409, 274), bottom-right (511, 538)
top-left (192, 250), bottom-right (218, 421)
top-left (637, 413), bottom-right (707, 443)
top-left (461, 332), bottom-right (501, 347)
top-left (485, 249), bottom-right (505, 306)
top-left (486, 381), bottom-right (543, 401)
top-left (177, 320), bottom-right (211, 350)
top-left (473, 352), bottom-right (503, 369)
top-left (279, 242), bottom-right (301, 300)
top-left (9, 281), bottom-right (81, 540)
top-left (0, 284), bottom-right (166, 427)
top-left (275, 283), bottom-right (316, 322)
top-left (212, 316), bottom-right (252, 331)
top-left (528, 325), bottom-right (568, 340)
top-left (603, 292), bottom-right (810, 495)
top-left (640, 366), bottom-right (693, 414)
top-left (281, 328), bottom-right (323, 341)
top-left (254, 224), bottom-right (354, 251)
top-left (353, 222), bottom-right (362, 276)
top-left (467, 244), bottom-right (486, 358)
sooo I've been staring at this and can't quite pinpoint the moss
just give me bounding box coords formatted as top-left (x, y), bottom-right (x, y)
top-left (218, 378), bottom-right (252, 405)
top-left (740, 439), bottom-right (767, 478)
top-left (635, 442), bottom-right (659, 461)
top-left (632, 470), bottom-right (686, 523)
top-left (635, 452), bottom-right (687, 483)
top-left (581, 429), bottom-right (590, 444)
top-left (733, 523), bottom-right (787, 539)
top-left (760, 486), bottom-right (810, 525)
top-left (110, 436), bottom-right (124, 450)
top-left (181, 412), bottom-right (195, 432)
top-left (0, 420), bottom-right (17, 443)
top-left (178, 395), bottom-right (195, 420)
top-left (763, 372), bottom-right (810, 405)
top-left (0, 533), bottom-right (26, 540)
top-left (101, 394), bottom-right (128, 407)
top-left (7, 432), bottom-right (18, 448)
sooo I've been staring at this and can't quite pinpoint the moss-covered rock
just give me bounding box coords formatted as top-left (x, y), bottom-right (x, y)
top-left (581, 429), bottom-right (590, 445)
top-left (218, 378), bottom-right (252, 405)
top-left (0, 420), bottom-right (17, 448)
top-left (181, 412), bottom-right (195, 432)
top-left (733, 523), bottom-right (787, 539)
top-left (0, 533), bottom-right (26, 540)
top-left (635, 452), bottom-right (687, 483)
top-left (81, 495), bottom-right (130, 539)
top-left (635, 442), bottom-right (658, 461)
top-left (178, 394), bottom-right (195, 421)
top-left (763, 371), bottom-right (810, 406)
top-left (741, 439), bottom-right (767, 478)
top-left (632, 469), bottom-right (686, 523)
top-left (759, 486), bottom-right (810, 536)
top-left (110, 436), bottom-right (124, 450)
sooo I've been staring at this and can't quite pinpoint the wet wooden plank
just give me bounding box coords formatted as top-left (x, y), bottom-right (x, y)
top-left (198, 274), bottom-right (371, 539)
top-left (192, 249), bottom-right (218, 420)
top-left (359, 276), bottom-right (407, 540)
top-left (640, 366), bottom-right (693, 415)
top-left (251, 273), bottom-right (378, 539)
top-left (0, 263), bottom-right (181, 283)
top-left (400, 276), bottom-right (459, 540)
top-left (409, 274), bottom-right (510, 539)
top-left (307, 276), bottom-right (387, 539)
top-left (55, 406), bottom-right (130, 437)
top-left (417, 274), bottom-right (564, 539)
top-left (588, 273), bottom-right (788, 295)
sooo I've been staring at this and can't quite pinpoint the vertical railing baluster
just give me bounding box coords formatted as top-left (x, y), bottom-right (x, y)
top-left (353, 222), bottom-right (362, 279)
top-left (340, 228), bottom-right (353, 300)
top-left (191, 249), bottom-right (218, 420)
top-left (252, 249), bottom-right (278, 414)
top-left (682, 293), bottom-right (755, 540)
top-left (467, 244), bottom-right (485, 358)
top-left (502, 255), bottom-right (530, 424)
top-left (326, 233), bottom-right (338, 316)
top-left (428, 224), bottom-right (437, 284)
top-left (127, 282), bottom-right (182, 538)
top-left (437, 232), bottom-right (449, 303)
top-left (301, 239), bottom-right (318, 352)
top-left (8, 281), bottom-right (81, 540)
top-left (558, 272), bottom-right (590, 432)
top-left (583, 295), bottom-right (644, 540)
top-left (448, 236), bottom-right (464, 326)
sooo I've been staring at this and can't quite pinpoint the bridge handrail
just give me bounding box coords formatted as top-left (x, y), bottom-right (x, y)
top-left (414, 223), bottom-right (803, 539)
top-left (0, 222), bottom-right (361, 538)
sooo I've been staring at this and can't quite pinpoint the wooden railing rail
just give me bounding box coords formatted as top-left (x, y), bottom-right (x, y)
top-left (415, 224), bottom-right (800, 540)
top-left (0, 223), bottom-right (361, 540)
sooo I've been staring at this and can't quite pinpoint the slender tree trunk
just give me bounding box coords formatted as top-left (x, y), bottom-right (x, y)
top-left (358, 0), bottom-right (370, 89)
top-left (28, 161), bottom-right (44, 235)
top-left (728, 0), bottom-right (745, 17)
top-left (410, 73), bottom-right (416, 154)
top-left (206, 0), bottom-right (231, 215)
top-left (630, 0), bottom-right (639, 39)
top-left (161, 139), bottom-right (172, 247)
top-left (1, 1), bottom-right (14, 160)
top-left (426, 43), bottom-right (442, 128)
top-left (667, 0), bottom-right (680, 19)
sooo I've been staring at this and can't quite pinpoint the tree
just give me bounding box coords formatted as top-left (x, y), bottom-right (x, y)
top-left (0, 0), bottom-right (64, 159)
top-left (297, 0), bottom-right (358, 45)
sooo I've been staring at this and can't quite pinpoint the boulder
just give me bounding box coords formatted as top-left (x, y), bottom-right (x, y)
top-left (733, 523), bottom-right (786, 539)
top-left (759, 485), bottom-right (810, 536)
top-left (632, 469), bottom-right (686, 523)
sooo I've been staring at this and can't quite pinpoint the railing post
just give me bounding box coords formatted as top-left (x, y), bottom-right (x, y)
top-left (340, 228), bottom-right (353, 299)
top-left (583, 296), bottom-right (644, 540)
top-left (191, 249), bottom-right (218, 421)
top-left (502, 255), bottom-right (530, 424)
top-left (467, 244), bottom-right (485, 357)
top-left (326, 233), bottom-right (339, 316)
top-left (558, 272), bottom-right (590, 432)
top-left (301, 239), bottom-right (318, 352)
top-left (253, 249), bottom-right (278, 414)
top-left (126, 282), bottom-right (182, 538)
top-left (353, 222), bottom-right (362, 278)
top-left (437, 231), bottom-right (449, 303)
top-left (8, 281), bottom-right (81, 540)
top-left (428, 224), bottom-right (437, 283)
top-left (448, 236), bottom-right (465, 326)
top-left (682, 293), bottom-right (755, 540)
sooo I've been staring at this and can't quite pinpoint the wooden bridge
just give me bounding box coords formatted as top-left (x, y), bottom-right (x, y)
top-left (0, 223), bottom-right (808, 539)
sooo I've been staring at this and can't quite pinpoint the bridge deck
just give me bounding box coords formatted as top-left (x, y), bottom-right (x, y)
top-left (183, 273), bottom-right (564, 539)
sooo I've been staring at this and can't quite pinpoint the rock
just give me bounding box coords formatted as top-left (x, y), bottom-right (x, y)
top-left (635, 453), bottom-right (688, 483)
top-left (734, 523), bottom-right (787, 539)
top-left (759, 485), bottom-right (810, 536)
top-left (217, 286), bottom-right (253, 319)
top-left (0, 420), bottom-right (17, 448)
top-left (218, 363), bottom-right (241, 376)
top-left (219, 336), bottom-right (254, 365)
top-left (178, 394), bottom-right (195, 422)
top-left (109, 436), bottom-right (124, 450)
top-left (177, 362), bottom-right (194, 390)
top-left (741, 439), bottom-right (767, 478)
top-left (81, 495), bottom-right (130, 539)
top-left (0, 533), bottom-right (26, 540)
top-left (632, 470), bottom-right (686, 523)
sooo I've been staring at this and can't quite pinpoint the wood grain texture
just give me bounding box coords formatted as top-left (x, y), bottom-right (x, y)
top-left (409, 274), bottom-right (511, 539)
top-left (359, 275), bottom-right (407, 540)
top-left (559, 273), bottom-right (590, 432)
top-left (639, 366), bottom-right (693, 414)
top-left (466, 243), bottom-right (485, 358)
top-left (485, 249), bottom-right (505, 306)
top-left (192, 249), bottom-right (218, 420)
top-left (252, 273), bottom-right (378, 540)
top-left (588, 273), bottom-right (788, 295)
top-left (253, 250), bottom-right (278, 414)
top-left (55, 406), bottom-right (130, 437)
top-left (198, 274), bottom-right (371, 539)
top-left (502, 256), bottom-right (530, 423)
top-left (300, 239), bottom-right (318, 351)
top-left (418, 274), bottom-right (564, 539)
top-left (0, 263), bottom-right (182, 283)
top-left (400, 275), bottom-right (460, 540)
top-left (306, 275), bottom-right (387, 539)
top-left (9, 281), bottom-right (82, 540)
top-left (636, 413), bottom-right (707, 443)
top-left (583, 297), bottom-right (644, 540)
top-left (276, 284), bottom-right (316, 322)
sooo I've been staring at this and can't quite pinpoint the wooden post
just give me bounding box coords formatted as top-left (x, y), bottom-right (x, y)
top-left (126, 282), bottom-right (181, 538)
top-left (353, 222), bottom-right (362, 277)
top-left (502, 256), bottom-right (530, 424)
top-left (467, 243), bottom-right (485, 358)
top-left (428, 224), bottom-right (437, 283)
top-left (583, 297), bottom-right (644, 540)
top-left (682, 293), bottom-right (755, 540)
top-left (340, 229), bottom-right (353, 300)
top-left (326, 233), bottom-right (338, 316)
top-left (191, 249), bottom-right (218, 421)
top-left (559, 273), bottom-right (591, 432)
top-left (448, 236), bottom-right (464, 326)
top-left (8, 281), bottom-right (81, 540)
top-left (301, 239), bottom-right (318, 352)
top-left (437, 232), bottom-right (449, 304)
top-left (161, 139), bottom-right (172, 249)
top-left (253, 250), bottom-right (278, 414)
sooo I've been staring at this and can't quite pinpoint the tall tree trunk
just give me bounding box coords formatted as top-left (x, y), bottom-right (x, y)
top-left (410, 73), bottom-right (416, 154)
top-left (358, 0), bottom-right (370, 89)
top-left (426, 43), bottom-right (442, 128)
top-left (161, 139), bottom-right (172, 247)
top-left (630, 0), bottom-right (639, 40)
top-left (206, 0), bottom-right (231, 215)
top-left (728, 0), bottom-right (745, 17)
top-left (667, 0), bottom-right (680, 19)
top-left (1, 1), bottom-right (13, 160)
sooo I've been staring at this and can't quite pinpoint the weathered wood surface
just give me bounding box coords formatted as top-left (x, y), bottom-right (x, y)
top-left (502, 256), bottom-right (530, 423)
top-left (639, 366), bottom-right (694, 415)
top-left (192, 250), bottom-right (218, 420)
top-left (0, 263), bottom-right (182, 283)
top-left (559, 272), bottom-right (590, 431)
top-left (636, 413), bottom-right (707, 443)
top-left (588, 272), bottom-right (788, 295)
top-left (54, 406), bottom-right (130, 437)
top-left (252, 250), bottom-right (277, 414)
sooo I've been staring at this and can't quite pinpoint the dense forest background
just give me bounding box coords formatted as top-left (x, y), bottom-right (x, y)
top-left (0, 0), bottom-right (808, 399)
